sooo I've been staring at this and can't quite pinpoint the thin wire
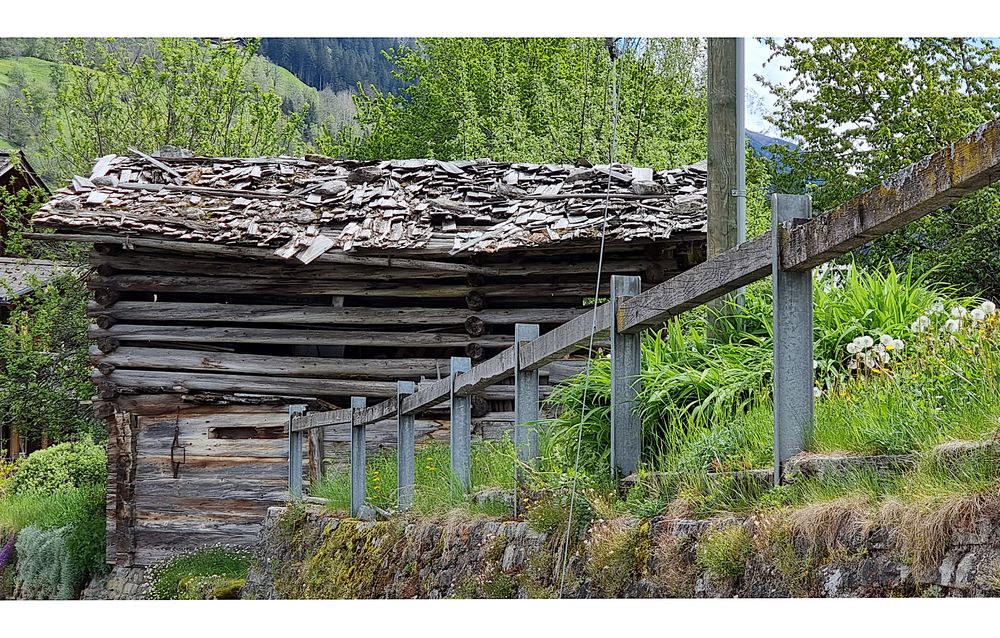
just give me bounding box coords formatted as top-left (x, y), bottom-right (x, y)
top-left (557, 43), bottom-right (621, 598)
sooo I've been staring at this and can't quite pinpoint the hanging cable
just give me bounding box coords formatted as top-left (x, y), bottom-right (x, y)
top-left (556, 39), bottom-right (622, 598)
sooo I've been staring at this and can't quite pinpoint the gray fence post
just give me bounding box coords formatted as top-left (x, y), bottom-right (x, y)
top-left (450, 356), bottom-right (472, 492)
top-left (610, 275), bottom-right (643, 480)
top-left (514, 323), bottom-right (540, 477)
top-left (772, 194), bottom-right (815, 485)
top-left (350, 395), bottom-right (367, 517)
top-left (396, 380), bottom-right (416, 511)
top-left (287, 404), bottom-right (306, 499)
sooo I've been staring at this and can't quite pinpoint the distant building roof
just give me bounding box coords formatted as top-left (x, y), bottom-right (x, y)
top-left (0, 257), bottom-right (67, 305)
top-left (0, 150), bottom-right (48, 193)
top-left (32, 151), bottom-right (707, 263)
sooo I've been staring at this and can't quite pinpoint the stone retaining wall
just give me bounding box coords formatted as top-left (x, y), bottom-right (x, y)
top-left (243, 503), bottom-right (1000, 598)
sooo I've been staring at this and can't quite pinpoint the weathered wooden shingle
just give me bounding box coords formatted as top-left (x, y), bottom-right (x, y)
top-left (32, 153), bottom-right (707, 261)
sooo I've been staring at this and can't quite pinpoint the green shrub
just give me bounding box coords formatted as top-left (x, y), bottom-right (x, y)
top-left (696, 524), bottom-right (752, 582)
top-left (1, 485), bottom-right (107, 598)
top-left (14, 525), bottom-right (76, 599)
top-left (146, 546), bottom-right (252, 600)
top-left (7, 441), bottom-right (105, 496)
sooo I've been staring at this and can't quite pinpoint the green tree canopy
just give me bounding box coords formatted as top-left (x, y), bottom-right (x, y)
top-left (322, 38), bottom-right (708, 169)
top-left (761, 37), bottom-right (1000, 296)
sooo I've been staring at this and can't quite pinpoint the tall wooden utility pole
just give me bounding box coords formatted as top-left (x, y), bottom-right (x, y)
top-left (706, 37), bottom-right (746, 329)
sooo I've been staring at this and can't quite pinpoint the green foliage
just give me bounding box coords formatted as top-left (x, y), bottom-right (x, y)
top-left (584, 519), bottom-right (651, 596)
top-left (322, 38), bottom-right (707, 168)
top-left (146, 546), bottom-right (252, 600)
top-left (32, 38), bottom-right (306, 178)
top-left (14, 525), bottom-right (75, 599)
top-left (6, 441), bottom-right (105, 496)
top-left (761, 37), bottom-right (1000, 297)
top-left (543, 260), bottom-right (979, 475)
top-left (695, 524), bottom-right (752, 582)
top-left (0, 270), bottom-right (99, 444)
top-left (311, 440), bottom-right (515, 516)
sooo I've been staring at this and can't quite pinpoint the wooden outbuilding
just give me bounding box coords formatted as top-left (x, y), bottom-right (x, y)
top-left (30, 151), bottom-right (708, 566)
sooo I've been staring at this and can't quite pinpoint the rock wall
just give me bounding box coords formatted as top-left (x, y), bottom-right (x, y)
top-left (244, 504), bottom-right (1000, 598)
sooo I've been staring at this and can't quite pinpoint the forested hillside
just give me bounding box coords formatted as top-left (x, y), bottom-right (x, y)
top-left (259, 38), bottom-right (409, 93)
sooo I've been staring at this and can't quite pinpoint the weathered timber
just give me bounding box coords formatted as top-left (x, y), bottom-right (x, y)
top-left (26, 232), bottom-right (499, 275)
top-left (616, 233), bottom-right (771, 333)
top-left (91, 347), bottom-right (471, 380)
top-left (783, 117), bottom-right (1000, 271)
top-left (88, 274), bottom-right (608, 299)
top-left (94, 369), bottom-right (546, 401)
top-left (89, 324), bottom-right (513, 348)
top-left (288, 409), bottom-right (352, 433)
top-left (88, 251), bottom-right (674, 280)
top-left (88, 301), bottom-right (585, 326)
top-left (519, 302), bottom-right (614, 370)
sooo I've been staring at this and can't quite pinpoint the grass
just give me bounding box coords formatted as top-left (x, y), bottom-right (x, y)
top-left (311, 439), bottom-right (516, 516)
top-left (146, 546), bottom-right (252, 600)
top-left (0, 56), bottom-right (62, 92)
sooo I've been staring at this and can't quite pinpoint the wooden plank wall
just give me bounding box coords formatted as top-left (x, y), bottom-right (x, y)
top-left (90, 238), bottom-right (699, 566)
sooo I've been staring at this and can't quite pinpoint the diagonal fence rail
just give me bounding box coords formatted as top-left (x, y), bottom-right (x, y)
top-left (286, 116), bottom-right (1000, 515)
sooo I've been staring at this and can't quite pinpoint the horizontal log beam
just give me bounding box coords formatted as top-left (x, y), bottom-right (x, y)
top-left (88, 252), bottom-right (668, 281)
top-left (93, 369), bottom-right (548, 401)
top-left (616, 233), bottom-right (771, 333)
top-left (783, 117), bottom-right (1000, 271)
top-left (26, 232), bottom-right (499, 275)
top-left (88, 275), bottom-right (608, 299)
top-left (288, 409), bottom-right (352, 433)
top-left (519, 302), bottom-right (613, 370)
top-left (88, 324), bottom-right (514, 348)
top-left (87, 302), bottom-right (586, 326)
top-left (91, 346), bottom-right (457, 380)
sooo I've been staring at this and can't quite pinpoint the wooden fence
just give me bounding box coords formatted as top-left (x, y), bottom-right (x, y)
top-left (286, 117), bottom-right (1000, 515)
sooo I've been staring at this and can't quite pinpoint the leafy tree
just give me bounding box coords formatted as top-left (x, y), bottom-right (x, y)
top-left (38, 38), bottom-right (307, 177)
top-left (760, 37), bottom-right (1000, 296)
top-left (322, 38), bottom-right (707, 169)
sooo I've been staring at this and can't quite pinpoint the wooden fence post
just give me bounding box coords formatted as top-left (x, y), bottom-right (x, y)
top-left (611, 275), bottom-right (642, 480)
top-left (287, 404), bottom-right (306, 499)
top-left (308, 425), bottom-right (325, 486)
top-left (514, 323), bottom-right (540, 478)
top-left (450, 356), bottom-right (472, 492)
top-left (772, 194), bottom-right (815, 484)
top-left (350, 395), bottom-right (367, 517)
top-left (396, 380), bottom-right (416, 511)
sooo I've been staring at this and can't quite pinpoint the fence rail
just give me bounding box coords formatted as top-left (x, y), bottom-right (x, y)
top-left (287, 116), bottom-right (1000, 516)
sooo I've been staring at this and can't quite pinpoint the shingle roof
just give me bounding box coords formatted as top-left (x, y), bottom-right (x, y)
top-left (0, 150), bottom-right (47, 192)
top-left (31, 151), bottom-right (707, 263)
top-left (0, 257), bottom-right (67, 305)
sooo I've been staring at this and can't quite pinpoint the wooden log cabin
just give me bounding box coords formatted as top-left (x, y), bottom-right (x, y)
top-left (30, 151), bottom-right (708, 566)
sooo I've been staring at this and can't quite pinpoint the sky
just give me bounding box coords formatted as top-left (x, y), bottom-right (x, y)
top-left (744, 38), bottom-right (795, 137)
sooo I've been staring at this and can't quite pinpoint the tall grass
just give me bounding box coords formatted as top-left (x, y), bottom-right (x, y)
top-left (311, 440), bottom-right (516, 516)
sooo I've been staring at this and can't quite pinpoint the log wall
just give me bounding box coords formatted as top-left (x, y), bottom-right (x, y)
top-left (88, 237), bottom-right (699, 565)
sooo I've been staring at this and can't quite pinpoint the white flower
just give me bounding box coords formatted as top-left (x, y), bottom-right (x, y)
top-left (813, 360), bottom-right (820, 370)
top-left (891, 338), bottom-right (905, 351)
top-left (918, 315), bottom-right (931, 328)
top-left (859, 335), bottom-right (874, 348)
top-left (972, 309), bottom-right (986, 322)
top-left (879, 334), bottom-right (894, 346)
top-left (813, 387), bottom-right (822, 398)
top-left (846, 342), bottom-right (861, 354)
top-left (952, 306), bottom-right (969, 318)
top-left (910, 321), bottom-right (921, 333)
top-left (931, 301), bottom-right (945, 314)
top-left (945, 318), bottom-right (962, 333)
top-left (982, 301), bottom-right (997, 315)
